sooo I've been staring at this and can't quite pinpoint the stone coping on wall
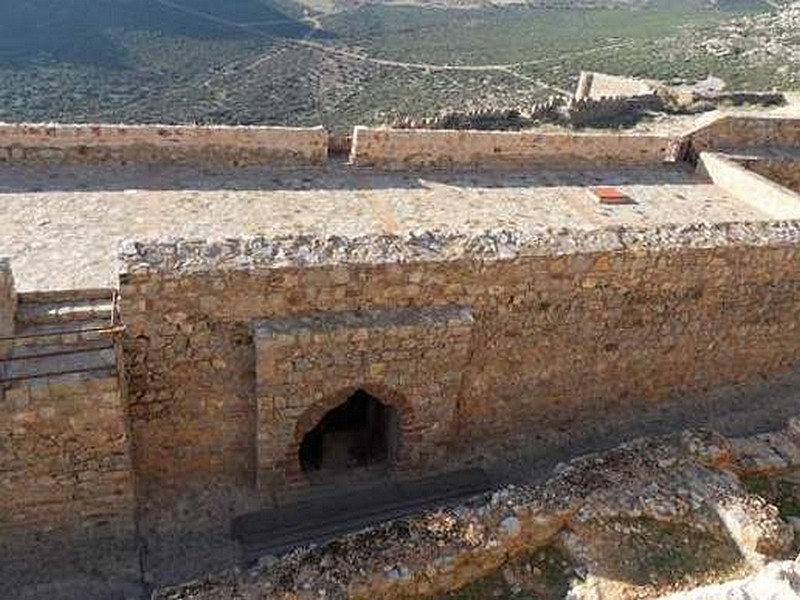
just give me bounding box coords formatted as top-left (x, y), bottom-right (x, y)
top-left (118, 219), bottom-right (800, 279)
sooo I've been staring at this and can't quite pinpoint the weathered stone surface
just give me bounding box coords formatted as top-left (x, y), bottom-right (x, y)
top-left (0, 123), bottom-right (328, 166)
top-left (253, 306), bottom-right (474, 488)
top-left (0, 257), bottom-right (15, 352)
top-left (351, 126), bottom-right (677, 169)
top-left (686, 114), bottom-right (800, 154)
top-left (153, 425), bottom-right (800, 600)
top-left (659, 560), bottom-right (800, 600)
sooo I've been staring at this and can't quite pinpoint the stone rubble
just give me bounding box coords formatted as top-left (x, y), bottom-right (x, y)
top-left (120, 220), bottom-right (800, 277)
top-left (154, 420), bottom-right (800, 600)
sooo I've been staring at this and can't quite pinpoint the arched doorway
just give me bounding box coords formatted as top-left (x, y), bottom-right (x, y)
top-left (298, 389), bottom-right (399, 479)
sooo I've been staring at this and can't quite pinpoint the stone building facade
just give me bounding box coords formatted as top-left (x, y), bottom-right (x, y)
top-left (1, 114), bottom-right (800, 598)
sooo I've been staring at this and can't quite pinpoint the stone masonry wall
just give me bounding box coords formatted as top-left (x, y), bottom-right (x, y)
top-left (118, 221), bottom-right (800, 532)
top-left (0, 258), bottom-right (16, 344)
top-left (698, 152), bottom-right (800, 220)
top-left (253, 306), bottom-right (474, 490)
top-left (0, 123), bottom-right (328, 166)
top-left (744, 158), bottom-right (800, 195)
top-left (0, 370), bottom-right (140, 596)
top-left (686, 114), bottom-right (800, 153)
top-left (349, 126), bottom-right (677, 169)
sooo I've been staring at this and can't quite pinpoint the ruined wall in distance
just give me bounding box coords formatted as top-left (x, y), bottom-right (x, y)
top-left (0, 123), bottom-right (328, 166)
top-left (575, 71), bottom-right (657, 100)
top-left (350, 127), bottom-right (677, 169)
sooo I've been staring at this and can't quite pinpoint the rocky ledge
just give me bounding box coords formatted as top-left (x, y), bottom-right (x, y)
top-left (155, 418), bottom-right (800, 600)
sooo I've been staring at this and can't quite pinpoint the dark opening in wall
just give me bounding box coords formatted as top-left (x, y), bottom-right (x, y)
top-left (299, 389), bottom-right (398, 476)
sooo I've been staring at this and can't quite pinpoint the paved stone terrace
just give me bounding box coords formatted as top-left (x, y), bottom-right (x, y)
top-left (0, 163), bottom-right (769, 291)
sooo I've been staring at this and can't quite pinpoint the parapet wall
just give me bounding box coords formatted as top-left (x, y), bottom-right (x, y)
top-left (738, 157), bottom-right (800, 195)
top-left (686, 114), bottom-right (800, 153)
top-left (0, 258), bottom-right (16, 343)
top-left (349, 126), bottom-right (678, 169)
top-left (698, 152), bottom-right (800, 220)
top-left (0, 123), bottom-right (328, 167)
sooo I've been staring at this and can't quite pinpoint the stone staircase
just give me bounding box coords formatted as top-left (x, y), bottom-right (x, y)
top-left (0, 289), bottom-right (121, 394)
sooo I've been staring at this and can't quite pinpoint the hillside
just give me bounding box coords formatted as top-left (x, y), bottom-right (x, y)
top-left (0, 0), bottom-right (793, 129)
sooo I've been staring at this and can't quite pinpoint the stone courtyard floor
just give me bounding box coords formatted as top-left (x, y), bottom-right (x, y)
top-left (0, 163), bottom-right (769, 291)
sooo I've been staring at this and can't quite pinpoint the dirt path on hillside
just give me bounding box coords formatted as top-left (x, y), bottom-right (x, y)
top-left (151, 0), bottom-right (638, 97)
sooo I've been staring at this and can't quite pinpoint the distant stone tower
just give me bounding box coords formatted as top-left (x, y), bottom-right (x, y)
top-left (575, 71), bottom-right (594, 100)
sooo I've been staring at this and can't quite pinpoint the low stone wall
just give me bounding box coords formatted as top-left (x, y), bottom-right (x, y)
top-left (349, 126), bottom-right (677, 169)
top-left (686, 114), bottom-right (800, 153)
top-left (0, 258), bottom-right (16, 343)
top-left (742, 158), bottom-right (800, 195)
top-left (0, 371), bottom-right (140, 597)
top-left (0, 123), bottom-right (328, 166)
top-left (698, 152), bottom-right (800, 220)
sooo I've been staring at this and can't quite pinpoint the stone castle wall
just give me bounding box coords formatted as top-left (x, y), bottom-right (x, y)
top-left (0, 258), bottom-right (15, 343)
top-left (741, 158), bottom-right (800, 195)
top-left (0, 123), bottom-right (328, 166)
top-left (350, 126), bottom-right (677, 169)
top-left (0, 369), bottom-right (140, 595)
top-left (118, 221), bottom-right (800, 534)
top-left (686, 115), bottom-right (800, 153)
top-left (698, 152), bottom-right (800, 220)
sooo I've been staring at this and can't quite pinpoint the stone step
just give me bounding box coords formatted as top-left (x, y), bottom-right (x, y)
top-left (5, 319), bottom-right (116, 349)
top-left (16, 298), bottom-right (114, 327)
top-left (274, 464), bottom-right (393, 506)
top-left (0, 345), bottom-right (117, 383)
top-left (2, 370), bottom-right (119, 402)
top-left (16, 288), bottom-right (114, 304)
top-left (5, 338), bottom-right (113, 359)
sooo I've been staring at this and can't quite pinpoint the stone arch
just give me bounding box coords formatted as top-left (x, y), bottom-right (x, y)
top-left (284, 383), bottom-right (417, 482)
